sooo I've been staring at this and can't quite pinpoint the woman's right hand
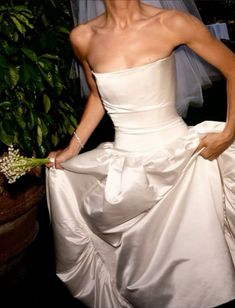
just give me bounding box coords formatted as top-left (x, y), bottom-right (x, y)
top-left (47, 142), bottom-right (80, 169)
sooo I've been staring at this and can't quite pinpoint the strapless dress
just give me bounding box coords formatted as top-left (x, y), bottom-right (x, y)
top-left (46, 54), bottom-right (235, 308)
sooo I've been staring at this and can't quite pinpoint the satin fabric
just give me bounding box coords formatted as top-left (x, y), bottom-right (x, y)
top-left (46, 54), bottom-right (235, 308)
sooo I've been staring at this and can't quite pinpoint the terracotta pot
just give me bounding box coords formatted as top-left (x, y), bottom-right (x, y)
top-left (0, 180), bottom-right (45, 274)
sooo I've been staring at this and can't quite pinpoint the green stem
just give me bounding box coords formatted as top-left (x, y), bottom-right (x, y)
top-left (12, 158), bottom-right (50, 169)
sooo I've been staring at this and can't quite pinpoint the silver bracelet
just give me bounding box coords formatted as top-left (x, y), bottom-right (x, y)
top-left (73, 131), bottom-right (84, 149)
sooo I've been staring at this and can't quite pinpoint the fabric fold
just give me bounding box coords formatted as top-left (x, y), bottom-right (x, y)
top-left (47, 51), bottom-right (235, 307)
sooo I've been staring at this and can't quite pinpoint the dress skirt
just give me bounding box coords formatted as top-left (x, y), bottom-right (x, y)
top-left (46, 120), bottom-right (235, 308)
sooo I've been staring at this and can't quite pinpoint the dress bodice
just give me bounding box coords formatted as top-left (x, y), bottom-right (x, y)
top-left (93, 54), bottom-right (189, 151)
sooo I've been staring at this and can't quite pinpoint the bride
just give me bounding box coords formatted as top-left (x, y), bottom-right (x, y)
top-left (46, 1), bottom-right (235, 307)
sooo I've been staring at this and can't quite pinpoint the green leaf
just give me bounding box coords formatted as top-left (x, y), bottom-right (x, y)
top-left (37, 58), bottom-right (53, 71)
top-left (15, 111), bottom-right (26, 129)
top-left (4, 65), bottom-right (19, 88)
top-left (14, 6), bottom-right (33, 14)
top-left (59, 101), bottom-right (73, 112)
top-left (53, 74), bottom-right (63, 95)
top-left (43, 93), bottom-right (51, 113)
top-left (21, 11), bottom-right (34, 19)
top-left (39, 118), bottom-right (48, 136)
top-left (10, 15), bottom-right (26, 34)
top-left (13, 6), bottom-right (34, 20)
top-left (39, 68), bottom-right (54, 87)
top-left (12, 13), bottom-right (34, 29)
top-left (37, 61), bottom-right (45, 69)
top-left (68, 125), bottom-right (75, 135)
top-left (0, 101), bottom-right (12, 110)
top-left (13, 32), bottom-right (19, 42)
top-left (51, 133), bottom-right (59, 146)
top-left (17, 106), bottom-right (23, 116)
top-left (58, 27), bottom-right (70, 34)
top-left (28, 110), bottom-right (35, 130)
top-left (21, 48), bottom-right (37, 62)
top-left (41, 54), bottom-right (59, 60)
top-left (15, 90), bottom-right (25, 102)
top-left (9, 66), bottom-right (20, 87)
top-left (62, 117), bottom-right (70, 132)
top-left (37, 125), bottom-right (43, 146)
top-left (70, 115), bottom-right (77, 127)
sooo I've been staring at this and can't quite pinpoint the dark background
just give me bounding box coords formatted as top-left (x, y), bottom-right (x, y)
top-left (195, 0), bottom-right (235, 39)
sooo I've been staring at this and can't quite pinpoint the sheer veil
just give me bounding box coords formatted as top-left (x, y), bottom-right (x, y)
top-left (70, 0), bottom-right (220, 117)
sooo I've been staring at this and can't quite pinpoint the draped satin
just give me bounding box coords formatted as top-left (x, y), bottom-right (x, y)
top-left (46, 55), bottom-right (235, 308)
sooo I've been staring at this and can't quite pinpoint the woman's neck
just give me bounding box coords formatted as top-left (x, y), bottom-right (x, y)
top-left (103, 0), bottom-right (142, 29)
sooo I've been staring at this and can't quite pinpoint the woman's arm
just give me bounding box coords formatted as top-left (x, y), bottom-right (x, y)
top-left (165, 11), bottom-right (235, 160)
top-left (48, 25), bottom-right (105, 168)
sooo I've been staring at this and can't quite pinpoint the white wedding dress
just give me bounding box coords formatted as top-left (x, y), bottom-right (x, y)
top-left (46, 54), bottom-right (235, 308)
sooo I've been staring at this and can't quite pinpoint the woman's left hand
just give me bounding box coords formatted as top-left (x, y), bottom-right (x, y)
top-left (195, 131), bottom-right (234, 160)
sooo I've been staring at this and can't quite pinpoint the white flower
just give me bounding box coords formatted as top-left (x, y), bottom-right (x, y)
top-left (0, 145), bottom-right (49, 183)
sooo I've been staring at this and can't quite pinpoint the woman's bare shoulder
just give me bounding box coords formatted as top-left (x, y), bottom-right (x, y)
top-left (157, 9), bottom-right (208, 46)
top-left (70, 14), bottom-right (105, 40)
top-left (158, 8), bottom-right (200, 29)
top-left (69, 23), bottom-right (93, 48)
top-left (69, 14), bottom-right (105, 57)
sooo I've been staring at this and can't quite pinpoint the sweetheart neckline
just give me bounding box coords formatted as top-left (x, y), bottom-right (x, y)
top-left (91, 53), bottom-right (173, 76)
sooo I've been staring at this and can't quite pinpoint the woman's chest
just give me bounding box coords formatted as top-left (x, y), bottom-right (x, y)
top-left (88, 27), bottom-right (173, 73)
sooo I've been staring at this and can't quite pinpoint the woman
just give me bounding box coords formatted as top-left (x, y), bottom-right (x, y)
top-left (70, 0), bottom-right (220, 117)
top-left (47, 1), bottom-right (235, 307)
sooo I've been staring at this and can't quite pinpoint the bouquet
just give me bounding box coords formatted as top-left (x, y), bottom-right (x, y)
top-left (0, 145), bottom-right (51, 184)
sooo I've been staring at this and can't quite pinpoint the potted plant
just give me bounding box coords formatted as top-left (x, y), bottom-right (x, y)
top-left (0, 0), bottom-right (80, 273)
top-left (0, 0), bottom-right (80, 157)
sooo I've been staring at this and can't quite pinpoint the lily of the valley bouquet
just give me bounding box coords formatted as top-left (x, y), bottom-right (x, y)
top-left (0, 145), bottom-right (50, 184)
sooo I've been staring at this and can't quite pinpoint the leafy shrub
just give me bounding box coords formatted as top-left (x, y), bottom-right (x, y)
top-left (0, 0), bottom-right (80, 157)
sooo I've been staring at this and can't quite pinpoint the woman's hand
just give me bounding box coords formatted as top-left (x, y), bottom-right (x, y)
top-left (195, 130), bottom-right (234, 160)
top-left (47, 142), bottom-right (80, 169)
